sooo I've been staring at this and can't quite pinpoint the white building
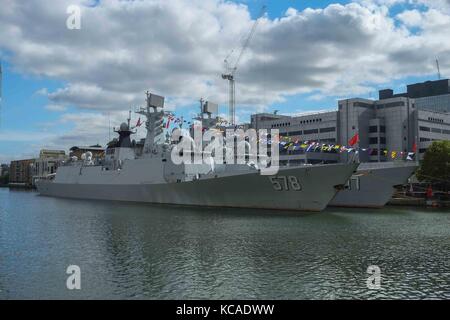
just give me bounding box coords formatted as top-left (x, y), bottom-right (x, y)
top-left (32, 149), bottom-right (67, 185)
top-left (251, 79), bottom-right (450, 165)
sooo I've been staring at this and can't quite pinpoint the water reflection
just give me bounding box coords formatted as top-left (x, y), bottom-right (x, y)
top-left (0, 188), bottom-right (448, 299)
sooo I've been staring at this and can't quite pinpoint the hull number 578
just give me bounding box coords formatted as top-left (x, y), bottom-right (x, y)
top-left (269, 176), bottom-right (302, 191)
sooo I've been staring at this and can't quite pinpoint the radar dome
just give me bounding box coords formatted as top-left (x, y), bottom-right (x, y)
top-left (120, 122), bottom-right (129, 131)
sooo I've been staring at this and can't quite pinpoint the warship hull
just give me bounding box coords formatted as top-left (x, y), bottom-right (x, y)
top-left (329, 162), bottom-right (417, 208)
top-left (36, 162), bottom-right (358, 212)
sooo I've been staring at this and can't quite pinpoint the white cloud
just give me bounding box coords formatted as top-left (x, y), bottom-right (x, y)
top-left (45, 104), bottom-right (68, 112)
top-left (416, 0), bottom-right (450, 13)
top-left (47, 83), bottom-right (140, 110)
top-left (0, 0), bottom-right (448, 112)
top-left (0, 110), bottom-right (145, 162)
top-left (397, 9), bottom-right (424, 26)
top-left (0, 0), bottom-right (450, 158)
top-left (0, 131), bottom-right (55, 142)
top-left (50, 110), bottom-right (147, 148)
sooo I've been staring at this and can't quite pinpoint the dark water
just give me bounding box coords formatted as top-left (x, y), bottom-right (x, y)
top-left (0, 188), bottom-right (449, 299)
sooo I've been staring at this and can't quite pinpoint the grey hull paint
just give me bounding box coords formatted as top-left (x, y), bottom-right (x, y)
top-left (37, 163), bottom-right (358, 212)
top-left (329, 162), bottom-right (417, 208)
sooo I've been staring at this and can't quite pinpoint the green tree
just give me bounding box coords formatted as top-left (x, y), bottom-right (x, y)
top-left (416, 140), bottom-right (450, 189)
top-left (0, 173), bottom-right (9, 185)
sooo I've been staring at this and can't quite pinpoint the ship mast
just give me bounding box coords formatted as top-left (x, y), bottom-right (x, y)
top-left (136, 91), bottom-right (169, 155)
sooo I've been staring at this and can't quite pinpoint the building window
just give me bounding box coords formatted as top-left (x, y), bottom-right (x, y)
top-left (419, 148), bottom-right (427, 153)
top-left (380, 137), bottom-right (386, 144)
top-left (319, 127), bottom-right (336, 133)
top-left (369, 137), bottom-right (378, 144)
top-left (428, 117), bottom-right (444, 123)
top-left (304, 129), bottom-right (319, 135)
top-left (377, 101), bottom-right (405, 108)
top-left (320, 138), bottom-right (336, 143)
top-left (369, 126), bottom-right (378, 133)
top-left (354, 102), bottom-right (373, 108)
top-left (380, 126), bottom-right (386, 133)
top-left (431, 128), bottom-right (442, 133)
top-left (419, 126), bottom-right (430, 132)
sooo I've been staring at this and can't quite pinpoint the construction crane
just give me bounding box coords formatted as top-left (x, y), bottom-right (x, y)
top-left (436, 57), bottom-right (441, 80)
top-left (222, 5), bottom-right (266, 126)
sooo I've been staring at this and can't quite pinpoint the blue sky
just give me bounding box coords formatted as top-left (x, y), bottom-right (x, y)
top-left (0, 0), bottom-right (447, 162)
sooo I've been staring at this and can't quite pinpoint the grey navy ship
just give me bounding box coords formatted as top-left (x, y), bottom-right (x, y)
top-left (275, 141), bottom-right (417, 208)
top-left (36, 92), bottom-right (358, 212)
top-left (329, 161), bottom-right (417, 208)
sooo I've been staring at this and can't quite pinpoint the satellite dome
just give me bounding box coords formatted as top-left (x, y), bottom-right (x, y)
top-left (120, 122), bottom-right (129, 131)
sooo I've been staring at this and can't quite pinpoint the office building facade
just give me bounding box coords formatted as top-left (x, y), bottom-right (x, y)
top-left (251, 80), bottom-right (450, 165)
top-left (251, 111), bottom-right (341, 165)
top-left (379, 79), bottom-right (450, 113)
top-left (10, 159), bottom-right (35, 186)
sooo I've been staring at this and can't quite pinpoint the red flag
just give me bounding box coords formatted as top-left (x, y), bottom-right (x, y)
top-left (412, 142), bottom-right (417, 153)
top-left (348, 133), bottom-right (359, 147)
top-left (136, 117), bottom-right (142, 127)
top-left (426, 185), bottom-right (433, 199)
